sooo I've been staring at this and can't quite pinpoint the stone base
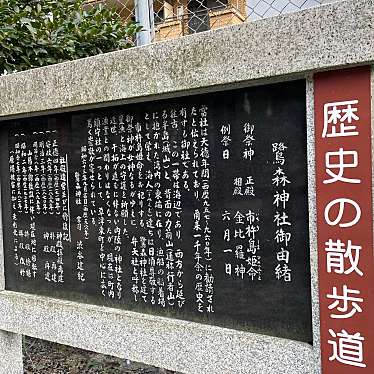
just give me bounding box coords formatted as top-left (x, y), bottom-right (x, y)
top-left (0, 331), bottom-right (23, 374)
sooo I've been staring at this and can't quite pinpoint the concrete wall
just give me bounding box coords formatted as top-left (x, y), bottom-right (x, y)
top-left (0, 0), bottom-right (372, 373)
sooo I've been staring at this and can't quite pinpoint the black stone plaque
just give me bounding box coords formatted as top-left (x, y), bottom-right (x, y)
top-left (0, 80), bottom-right (312, 342)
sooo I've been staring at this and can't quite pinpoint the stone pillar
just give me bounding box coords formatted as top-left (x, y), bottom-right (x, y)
top-left (0, 331), bottom-right (23, 374)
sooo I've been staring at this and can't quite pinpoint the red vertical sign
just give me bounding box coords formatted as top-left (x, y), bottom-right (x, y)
top-left (315, 66), bottom-right (374, 373)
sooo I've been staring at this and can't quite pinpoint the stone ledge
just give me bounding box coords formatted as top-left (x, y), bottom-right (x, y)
top-left (0, 291), bottom-right (315, 374)
top-left (0, 0), bottom-right (371, 119)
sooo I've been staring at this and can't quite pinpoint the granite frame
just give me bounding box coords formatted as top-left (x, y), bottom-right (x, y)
top-left (0, 0), bottom-right (372, 373)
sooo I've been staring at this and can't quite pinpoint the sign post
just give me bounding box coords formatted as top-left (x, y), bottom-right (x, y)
top-left (315, 66), bottom-right (374, 373)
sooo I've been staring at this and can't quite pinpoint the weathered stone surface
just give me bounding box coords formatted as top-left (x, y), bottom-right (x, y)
top-left (0, 292), bottom-right (315, 374)
top-left (0, 0), bottom-right (371, 120)
top-left (306, 76), bottom-right (321, 372)
top-left (0, 330), bottom-right (23, 374)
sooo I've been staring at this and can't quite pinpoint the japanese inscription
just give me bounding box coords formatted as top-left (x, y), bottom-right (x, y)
top-left (315, 66), bottom-right (374, 372)
top-left (0, 80), bottom-right (312, 342)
